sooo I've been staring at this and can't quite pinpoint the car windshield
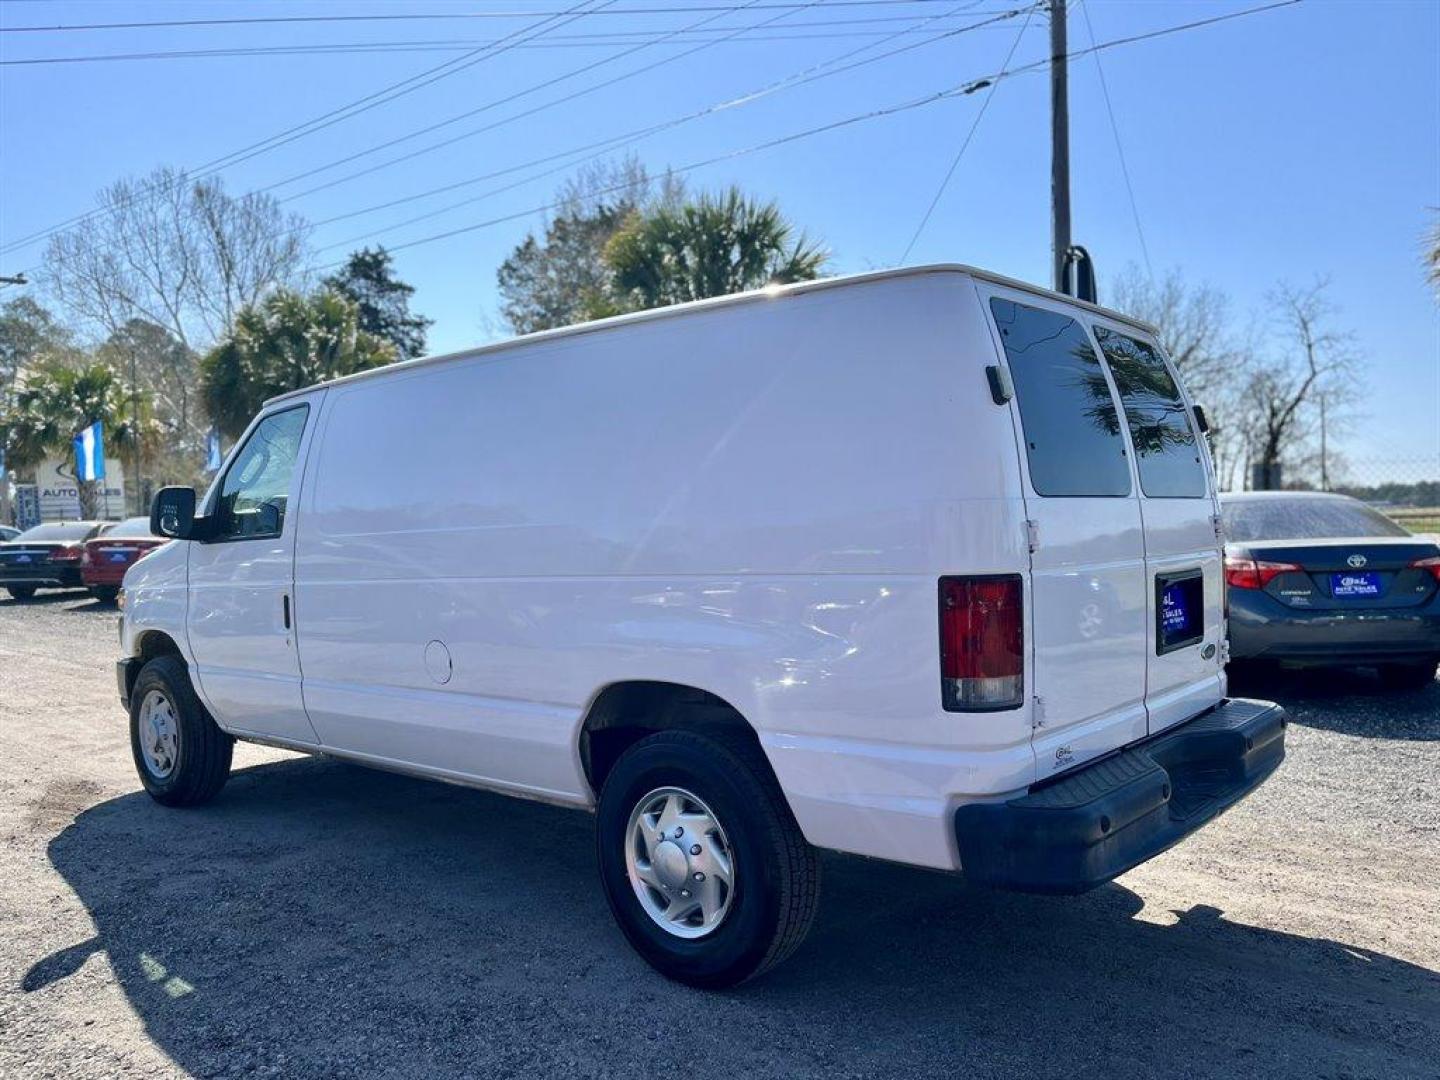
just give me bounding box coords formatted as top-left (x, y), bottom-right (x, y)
top-left (14, 522), bottom-right (96, 543)
top-left (1222, 498), bottom-right (1411, 542)
top-left (100, 517), bottom-right (156, 539)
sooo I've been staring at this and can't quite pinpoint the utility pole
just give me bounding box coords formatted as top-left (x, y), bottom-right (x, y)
top-left (1050, 0), bottom-right (1070, 295)
top-left (130, 345), bottom-right (141, 517)
top-left (1319, 393), bottom-right (1330, 491)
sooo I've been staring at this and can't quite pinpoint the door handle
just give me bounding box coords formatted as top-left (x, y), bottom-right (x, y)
top-left (282, 593), bottom-right (291, 630)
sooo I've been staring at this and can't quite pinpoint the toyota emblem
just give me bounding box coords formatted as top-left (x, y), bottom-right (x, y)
top-left (1346, 553), bottom-right (1367, 568)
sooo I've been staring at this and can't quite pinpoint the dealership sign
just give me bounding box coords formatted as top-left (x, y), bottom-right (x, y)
top-left (36, 455), bottom-right (126, 520)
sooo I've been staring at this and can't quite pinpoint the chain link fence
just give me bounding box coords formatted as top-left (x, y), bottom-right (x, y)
top-left (1329, 457), bottom-right (1440, 536)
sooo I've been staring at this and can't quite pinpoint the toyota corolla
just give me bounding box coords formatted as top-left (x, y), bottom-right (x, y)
top-left (1222, 492), bottom-right (1440, 688)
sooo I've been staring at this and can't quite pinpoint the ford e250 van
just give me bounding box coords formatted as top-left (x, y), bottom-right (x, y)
top-left (117, 265), bottom-right (1285, 987)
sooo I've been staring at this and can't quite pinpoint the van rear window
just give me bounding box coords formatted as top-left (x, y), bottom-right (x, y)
top-left (1093, 327), bottom-right (1207, 498)
top-left (989, 298), bottom-right (1130, 498)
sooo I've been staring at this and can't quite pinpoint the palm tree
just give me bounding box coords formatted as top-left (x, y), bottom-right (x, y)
top-left (200, 288), bottom-right (397, 439)
top-left (605, 187), bottom-right (827, 310)
top-left (2, 361), bottom-right (157, 517)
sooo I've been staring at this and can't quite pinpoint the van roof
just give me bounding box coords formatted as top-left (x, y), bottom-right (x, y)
top-left (265, 263), bottom-right (1160, 407)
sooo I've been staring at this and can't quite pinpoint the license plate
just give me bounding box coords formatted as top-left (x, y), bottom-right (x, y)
top-left (109, 552), bottom-right (128, 563)
top-left (1331, 572), bottom-right (1382, 598)
top-left (15, 555), bottom-right (31, 563)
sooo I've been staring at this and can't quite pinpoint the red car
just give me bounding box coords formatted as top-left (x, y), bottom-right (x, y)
top-left (80, 516), bottom-right (166, 604)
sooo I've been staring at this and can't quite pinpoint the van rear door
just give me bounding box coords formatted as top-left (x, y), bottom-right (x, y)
top-left (982, 287), bottom-right (1149, 779)
top-left (1091, 322), bottom-right (1224, 733)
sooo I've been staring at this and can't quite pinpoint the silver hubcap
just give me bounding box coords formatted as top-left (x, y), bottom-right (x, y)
top-left (625, 786), bottom-right (735, 939)
top-left (138, 689), bottom-right (179, 779)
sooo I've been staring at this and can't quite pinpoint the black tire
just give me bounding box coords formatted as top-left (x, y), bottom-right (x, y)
top-left (1377, 660), bottom-right (1438, 691)
top-left (89, 586), bottom-right (120, 605)
top-left (596, 728), bottom-right (820, 988)
top-left (6, 586), bottom-right (37, 602)
top-left (129, 655), bottom-right (234, 806)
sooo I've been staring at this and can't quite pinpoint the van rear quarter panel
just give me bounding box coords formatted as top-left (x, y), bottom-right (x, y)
top-left (293, 271), bottom-right (1030, 867)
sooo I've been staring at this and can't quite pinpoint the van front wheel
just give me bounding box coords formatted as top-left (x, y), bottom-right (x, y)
top-left (595, 729), bottom-right (820, 988)
top-left (129, 655), bottom-right (233, 806)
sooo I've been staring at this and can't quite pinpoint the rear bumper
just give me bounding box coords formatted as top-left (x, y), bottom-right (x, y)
top-left (82, 566), bottom-right (127, 587)
top-left (1228, 588), bottom-right (1440, 663)
top-left (953, 697), bottom-right (1286, 894)
top-left (0, 567), bottom-right (78, 588)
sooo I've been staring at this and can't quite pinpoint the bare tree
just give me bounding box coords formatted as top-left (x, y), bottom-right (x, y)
top-left (1109, 265), bottom-right (1247, 487)
top-left (1237, 280), bottom-right (1356, 490)
top-left (41, 166), bottom-right (308, 351)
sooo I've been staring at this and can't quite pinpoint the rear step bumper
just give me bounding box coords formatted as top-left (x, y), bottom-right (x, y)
top-left (954, 698), bottom-right (1286, 895)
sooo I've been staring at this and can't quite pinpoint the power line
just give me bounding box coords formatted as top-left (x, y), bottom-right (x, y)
top-left (0, 15), bottom-right (1033, 66)
top-left (254, 0), bottom-right (822, 200)
top-left (8, 0), bottom-right (1010, 275)
top-left (1079, 0), bottom-right (1151, 277)
top-left (331, 0), bottom-right (1302, 265)
top-left (6, 0), bottom-right (1301, 273)
top-left (0, 2), bottom-right (977, 33)
top-left (307, 2), bottom-right (1021, 252)
top-left (260, 1), bottom-right (1017, 206)
top-left (897, 4), bottom-right (1033, 262)
top-left (0, 0), bottom-right (612, 255)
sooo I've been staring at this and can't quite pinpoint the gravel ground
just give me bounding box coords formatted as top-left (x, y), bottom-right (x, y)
top-left (1, 591), bottom-right (1437, 1080)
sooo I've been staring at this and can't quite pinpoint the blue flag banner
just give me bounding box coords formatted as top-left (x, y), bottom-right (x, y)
top-left (74, 421), bottom-right (106, 482)
top-left (205, 427), bottom-right (223, 472)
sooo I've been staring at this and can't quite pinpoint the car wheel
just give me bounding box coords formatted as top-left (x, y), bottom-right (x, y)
top-left (596, 728), bottom-right (820, 988)
top-left (1377, 661), bottom-right (1438, 691)
top-left (6, 586), bottom-right (37, 602)
top-left (129, 655), bottom-right (234, 806)
top-left (89, 586), bottom-right (120, 605)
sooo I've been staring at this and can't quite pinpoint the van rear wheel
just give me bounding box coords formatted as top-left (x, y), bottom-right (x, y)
top-left (6, 586), bottom-right (36, 602)
top-left (129, 655), bottom-right (234, 806)
top-left (595, 729), bottom-right (819, 988)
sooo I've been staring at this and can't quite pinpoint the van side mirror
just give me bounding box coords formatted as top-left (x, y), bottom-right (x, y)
top-left (151, 487), bottom-right (198, 540)
top-left (1192, 404), bottom-right (1211, 434)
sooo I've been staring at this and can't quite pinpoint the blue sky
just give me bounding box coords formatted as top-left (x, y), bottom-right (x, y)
top-left (1, 0), bottom-right (1436, 468)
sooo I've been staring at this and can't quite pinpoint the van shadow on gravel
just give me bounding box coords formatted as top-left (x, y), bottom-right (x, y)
top-left (29, 756), bottom-right (1440, 1080)
top-left (1228, 665), bottom-right (1439, 741)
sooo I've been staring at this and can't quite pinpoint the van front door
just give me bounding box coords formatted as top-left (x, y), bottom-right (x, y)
top-left (186, 403), bottom-right (320, 744)
top-left (1091, 324), bottom-right (1224, 733)
top-left (983, 289), bottom-right (1149, 779)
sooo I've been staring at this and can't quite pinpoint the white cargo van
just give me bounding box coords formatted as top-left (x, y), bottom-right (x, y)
top-left (118, 265), bottom-right (1285, 987)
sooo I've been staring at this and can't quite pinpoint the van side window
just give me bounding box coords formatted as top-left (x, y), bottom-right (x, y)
top-left (213, 406), bottom-right (310, 541)
top-left (1093, 327), bottom-right (1207, 498)
top-left (989, 298), bottom-right (1131, 497)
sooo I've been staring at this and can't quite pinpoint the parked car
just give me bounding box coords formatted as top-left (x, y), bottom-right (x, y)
top-left (80, 516), bottom-right (165, 604)
top-left (116, 265), bottom-right (1285, 987)
top-left (1222, 491), bottom-right (1440, 687)
top-left (0, 526), bottom-right (20, 542)
top-left (0, 520), bottom-right (108, 600)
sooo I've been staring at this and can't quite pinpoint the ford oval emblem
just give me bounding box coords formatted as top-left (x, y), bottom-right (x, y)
top-left (1346, 554), bottom-right (1367, 568)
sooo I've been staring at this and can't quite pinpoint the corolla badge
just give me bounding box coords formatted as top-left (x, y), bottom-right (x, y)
top-left (1346, 554), bottom-right (1367, 569)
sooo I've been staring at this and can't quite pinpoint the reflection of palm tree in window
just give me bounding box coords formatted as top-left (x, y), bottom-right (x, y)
top-left (1094, 328), bottom-right (1196, 460)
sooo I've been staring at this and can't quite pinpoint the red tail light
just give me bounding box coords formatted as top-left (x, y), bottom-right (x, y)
top-left (1223, 557), bottom-right (1300, 590)
top-left (49, 544), bottom-right (84, 564)
top-left (1410, 555), bottom-right (1440, 583)
top-left (940, 575), bottom-right (1023, 711)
